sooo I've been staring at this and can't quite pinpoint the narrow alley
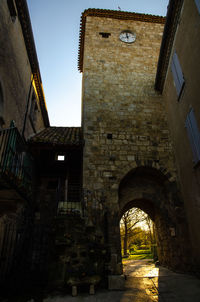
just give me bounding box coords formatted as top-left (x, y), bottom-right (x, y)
top-left (41, 260), bottom-right (200, 302)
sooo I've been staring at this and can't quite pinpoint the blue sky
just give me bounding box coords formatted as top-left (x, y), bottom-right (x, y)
top-left (27, 0), bottom-right (169, 126)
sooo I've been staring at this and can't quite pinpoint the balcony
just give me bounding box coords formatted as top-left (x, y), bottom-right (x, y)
top-left (0, 126), bottom-right (33, 202)
top-left (57, 200), bottom-right (83, 216)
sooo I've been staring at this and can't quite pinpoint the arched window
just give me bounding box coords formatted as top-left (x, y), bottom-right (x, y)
top-left (0, 82), bottom-right (5, 127)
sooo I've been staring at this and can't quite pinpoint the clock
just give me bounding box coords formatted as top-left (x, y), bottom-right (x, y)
top-left (119, 31), bottom-right (136, 43)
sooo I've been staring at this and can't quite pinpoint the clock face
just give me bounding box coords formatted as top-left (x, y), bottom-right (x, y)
top-left (119, 31), bottom-right (136, 43)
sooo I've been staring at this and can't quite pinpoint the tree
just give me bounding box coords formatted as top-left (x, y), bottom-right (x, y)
top-left (129, 227), bottom-right (148, 250)
top-left (144, 216), bottom-right (157, 260)
top-left (120, 208), bottom-right (148, 256)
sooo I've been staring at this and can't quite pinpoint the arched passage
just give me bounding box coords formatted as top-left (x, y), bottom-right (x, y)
top-left (120, 207), bottom-right (155, 260)
top-left (108, 166), bottom-right (191, 273)
top-left (120, 198), bottom-right (170, 266)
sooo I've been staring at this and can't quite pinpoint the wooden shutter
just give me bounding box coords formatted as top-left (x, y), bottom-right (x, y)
top-left (185, 109), bottom-right (200, 164)
top-left (195, 0), bottom-right (200, 14)
top-left (171, 52), bottom-right (184, 96)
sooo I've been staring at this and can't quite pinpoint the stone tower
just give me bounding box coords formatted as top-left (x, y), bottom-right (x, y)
top-left (79, 9), bottom-right (191, 275)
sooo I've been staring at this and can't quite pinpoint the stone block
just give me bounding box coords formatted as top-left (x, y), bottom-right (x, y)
top-left (108, 275), bottom-right (125, 290)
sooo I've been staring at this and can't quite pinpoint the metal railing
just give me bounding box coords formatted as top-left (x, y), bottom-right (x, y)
top-left (0, 126), bottom-right (33, 199)
top-left (56, 184), bottom-right (84, 217)
top-left (57, 201), bottom-right (83, 216)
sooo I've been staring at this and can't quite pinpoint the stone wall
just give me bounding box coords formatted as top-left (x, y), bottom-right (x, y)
top-left (82, 16), bottom-right (176, 194)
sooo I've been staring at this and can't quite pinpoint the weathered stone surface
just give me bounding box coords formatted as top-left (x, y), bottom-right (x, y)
top-left (81, 11), bottom-right (191, 274)
top-left (108, 275), bottom-right (125, 290)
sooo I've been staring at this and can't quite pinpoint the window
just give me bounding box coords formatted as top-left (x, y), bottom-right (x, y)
top-left (57, 177), bottom-right (68, 214)
top-left (107, 133), bottom-right (112, 139)
top-left (99, 32), bottom-right (111, 38)
top-left (7, 0), bottom-right (17, 22)
top-left (195, 0), bottom-right (200, 14)
top-left (185, 108), bottom-right (200, 165)
top-left (171, 52), bottom-right (185, 97)
top-left (56, 155), bottom-right (65, 161)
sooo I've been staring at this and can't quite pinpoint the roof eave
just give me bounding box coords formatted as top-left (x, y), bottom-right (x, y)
top-left (155, 0), bottom-right (184, 92)
top-left (16, 0), bottom-right (50, 127)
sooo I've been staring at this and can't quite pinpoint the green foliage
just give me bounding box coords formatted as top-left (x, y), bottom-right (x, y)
top-left (131, 249), bottom-right (151, 255)
top-left (120, 208), bottom-right (156, 259)
top-left (122, 253), bottom-right (153, 261)
top-left (138, 245), bottom-right (150, 250)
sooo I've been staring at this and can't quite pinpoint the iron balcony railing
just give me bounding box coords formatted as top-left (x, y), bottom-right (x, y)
top-left (56, 183), bottom-right (84, 217)
top-left (57, 201), bottom-right (83, 216)
top-left (0, 126), bottom-right (33, 199)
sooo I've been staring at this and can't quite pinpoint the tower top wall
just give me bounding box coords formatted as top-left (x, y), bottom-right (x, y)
top-left (78, 8), bottom-right (166, 72)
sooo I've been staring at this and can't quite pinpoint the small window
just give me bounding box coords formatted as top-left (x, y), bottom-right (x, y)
top-left (171, 52), bottom-right (185, 98)
top-left (99, 32), bottom-right (111, 38)
top-left (107, 133), bottom-right (112, 139)
top-left (185, 108), bottom-right (200, 165)
top-left (56, 155), bottom-right (65, 161)
top-left (7, 0), bottom-right (17, 22)
top-left (195, 0), bottom-right (200, 14)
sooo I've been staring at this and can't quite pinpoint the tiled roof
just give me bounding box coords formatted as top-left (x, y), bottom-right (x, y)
top-left (78, 9), bottom-right (166, 72)
top-left (29, 127), bottom-right (82, 146)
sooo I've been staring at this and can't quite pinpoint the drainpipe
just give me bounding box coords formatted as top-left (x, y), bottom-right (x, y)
top-left (22, 75), bottom-right (33, 139)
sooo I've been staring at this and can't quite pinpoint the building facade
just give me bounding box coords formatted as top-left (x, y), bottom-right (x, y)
top-left (156, 0), bottom-right (200, 271)
top-left (0, 0), bottom-right (49, 286)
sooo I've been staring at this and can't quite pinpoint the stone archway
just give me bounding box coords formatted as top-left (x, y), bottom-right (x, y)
top-left (108, 166), bottom-right (191, 274)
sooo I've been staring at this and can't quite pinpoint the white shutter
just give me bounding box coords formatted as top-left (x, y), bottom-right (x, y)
top-left (171, 52), bottom-right (184, 96)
